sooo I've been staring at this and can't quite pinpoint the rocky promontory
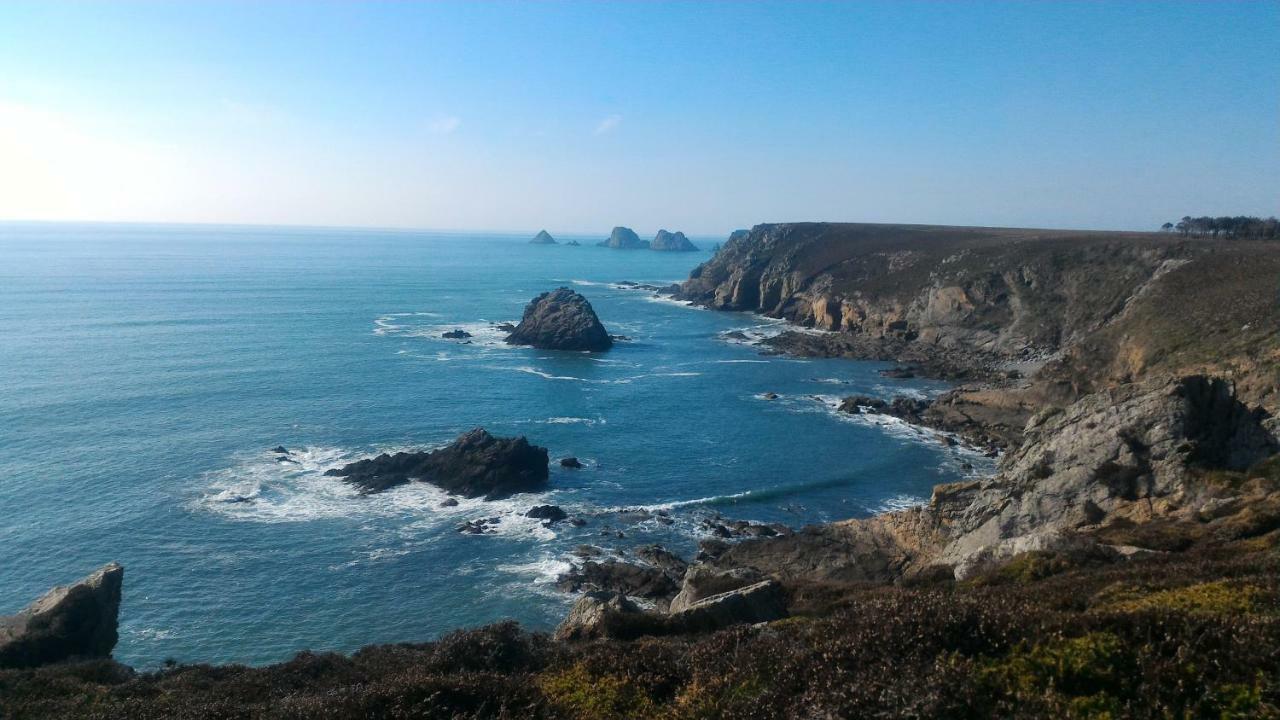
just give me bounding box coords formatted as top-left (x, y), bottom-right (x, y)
top-left (504, 287), bottom-right (613, 352)
top-left (597, 226), bottom-right (649, 249)
top-left (529, 229), bottom-right (557, 244)
top-left (324, 428), bottom-right (549, 498)
top-left (0, 563), bottom-right (123, 669)
top-left (650, 229), bottom-right (698, 251)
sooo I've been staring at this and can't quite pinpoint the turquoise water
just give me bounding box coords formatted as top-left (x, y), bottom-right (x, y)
top-left (0, 223), bottom-right (988, 667)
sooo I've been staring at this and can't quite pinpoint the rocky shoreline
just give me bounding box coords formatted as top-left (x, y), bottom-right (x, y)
top-left (4, 222), bottom-right (1279, 718)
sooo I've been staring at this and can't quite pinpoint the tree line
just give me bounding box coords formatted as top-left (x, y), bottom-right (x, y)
top-left (1161, 215), bottom-right (1279, 240)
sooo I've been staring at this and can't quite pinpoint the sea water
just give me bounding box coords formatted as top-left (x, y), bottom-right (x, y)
top-left (0, 223), bottom-right (990, 667)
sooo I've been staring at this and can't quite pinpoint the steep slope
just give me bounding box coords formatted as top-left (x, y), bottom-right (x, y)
top-left (680, 222), bottom-right (1280, 421)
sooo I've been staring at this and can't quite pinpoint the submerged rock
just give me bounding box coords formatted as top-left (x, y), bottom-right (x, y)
top-left (324, 428), bottom-right (549, 499)
top-left (560, 457), bottom-right (583, 469)
top-left (504, 287), bottom-right (612, 352)
top-left (650, 229), bottom-right (698, 252)
top-left (0, 563), bottom-right (124, 669)
top-left (271, 445), bottom-right (290, 454)
top-left (441, 329), bottom-right (472, 339)
top-left (597, 226), bottom-right (649, 249)
top-left (529, 229), bottom-right (557, 245)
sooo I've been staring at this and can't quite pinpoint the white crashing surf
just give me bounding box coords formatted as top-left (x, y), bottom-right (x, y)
top-left (195, 446), bottom-right (558, 541)
top-left (373, 315), bottom-right (518, 349)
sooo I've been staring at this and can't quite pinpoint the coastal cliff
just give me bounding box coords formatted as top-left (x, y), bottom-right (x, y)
top-left (5, 223), bottom-right (1278, 719)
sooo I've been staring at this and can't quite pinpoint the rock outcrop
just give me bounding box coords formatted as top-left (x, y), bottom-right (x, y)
top-left (696, 375), bottom-right (1278, 584)
top-left (0, 563), bottom-right (123, 668)
top-left (597, 226), bottom-right (649, 249)
top-left (650, 229), bottom-right (698, 252)
top-left (671, 580), bottom-right (787, 630)
top-left (504, 287), bottom-right (612, 352)
top-left (529, 230), bottom-right (557, 245)
top-left (324, 428), bottom-right (549, 498)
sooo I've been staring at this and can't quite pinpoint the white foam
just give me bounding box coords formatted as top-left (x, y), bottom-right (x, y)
top-left (542, 416), bottom-right (606, 426)
top-left (714, 359), bottom-right (770, 364)
top-left (876, 493), bottom-right (927, 513)
top-left (373, 315), bottom-right (518, 349)
top-left (195, 446), bottom-right (557, 541)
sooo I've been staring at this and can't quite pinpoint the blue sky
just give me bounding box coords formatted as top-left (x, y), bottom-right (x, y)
top-left (0, 1), bottom-right (1275, 234)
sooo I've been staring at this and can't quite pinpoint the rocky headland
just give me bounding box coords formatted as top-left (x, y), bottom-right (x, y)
top-left (504, 287), bottom-right (613, 352)
top-left (324, 428), bottom-right (549, 498)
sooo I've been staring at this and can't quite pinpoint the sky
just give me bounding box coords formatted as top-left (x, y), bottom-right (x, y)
top-left (0, 1), bottom-right (1276, 235)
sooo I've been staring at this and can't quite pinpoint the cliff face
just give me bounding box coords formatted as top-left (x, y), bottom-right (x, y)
top-left (681, 223), bottom-right (1280, 412)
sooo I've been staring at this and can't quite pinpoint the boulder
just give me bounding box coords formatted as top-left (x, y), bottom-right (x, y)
top-left (650, 230), bottom-right (698, 252)
top-left (529, 229), bottom-right (557, 245)
top-left (441, 329), bottom-right (472, 339)
top-left (671, 580), bottom-right (787, 630)
top-left (560, 457), bottom-right (583, 469)
top-left (669, 566), bottom-right (764, 613)
top-left (324, 428), bottom-right (549, 498)
top-left (554, 591), bottom-right (641, 641)
top-left (0, 563), bottom-right (124, 668)
top-left (527, 505), bottom-right (568, 524)
top-left (504, 288), bottom-right (612, 352)
top-left (597, 227), bottom-right (649, 249)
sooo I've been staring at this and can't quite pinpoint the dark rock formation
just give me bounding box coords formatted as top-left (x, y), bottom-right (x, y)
top-left (597, 226), bottom-right (649, 249)
top-left (650, 229), bottom-right (698, 252)
top-left (0, 563), bottom-right (123, 669)
top-left (565, 239), bottom-right (581, 247)
top-left (504, 287), bottom-right (612, 352)
top-left (526, 505), bottom-right (568, 524)
top-left (441, 329), bottom-right (472, 339)
top-left (324, 428), bottom-right (549, 499)
top-left (494, 322), bottom-right (517, 332)
top-left (559, 457), bottom-right (582, 469)
top-left (458, 517), bottom-right (501, 534)
top-left (529, 229), bottom-right (557, 245)
top-left (556, 559), bottom-right (680, 601)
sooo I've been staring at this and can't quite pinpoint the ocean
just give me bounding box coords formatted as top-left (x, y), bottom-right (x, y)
top-left (0, 222), bottom-right (989, 667)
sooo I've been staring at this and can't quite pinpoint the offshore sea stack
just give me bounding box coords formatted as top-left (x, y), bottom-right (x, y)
top-left (505, 287), bottom-right (613, 352)
top-left (529, 229), bottom-right (557, 244)
top-left (597, 226), bottom-right (649, 249)
top-left (0, 563), bottom-right (124, 669)
top-left (324, 428), bottom-right (549, 499)
top-left (650, 229), bottom-right (698, 251)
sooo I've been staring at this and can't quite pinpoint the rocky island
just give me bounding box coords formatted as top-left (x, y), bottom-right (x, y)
top-left (529, 229), bottom-right (557, 244)
top-left (504, 287), bottom-right (613, 352)
top-left (650, 229), bottom-right (698, 251)
top-left (596, 226), bottom-right (649, 249)
top-left (324, 428), bottom-right (549, 498)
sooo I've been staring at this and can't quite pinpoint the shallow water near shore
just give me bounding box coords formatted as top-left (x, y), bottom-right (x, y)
top-left (0, 223), bottom-right (990, 667)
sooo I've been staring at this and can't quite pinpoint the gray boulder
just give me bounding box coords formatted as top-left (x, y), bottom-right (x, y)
top-left (597, 227), bottom-right (649, 249)
top-left (671, 579), bottom-right (787, 630)
top-left (504, 287), bottom-right (612, 352)
top-left (0, 563), bottom-right (124, 668)
top-left (554, 591), bottom-right (641, 641)
top-left (650, 230), bottom-right (698, 252)
top-left (669, 566), bottom-right (764, 613)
